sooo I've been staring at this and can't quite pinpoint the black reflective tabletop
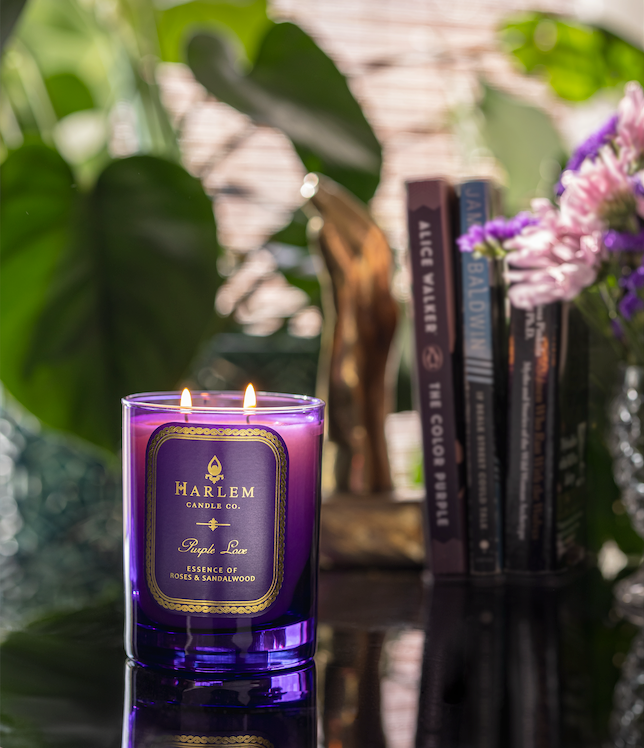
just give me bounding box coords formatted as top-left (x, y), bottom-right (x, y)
top-left (1, 567), bottom-right (641, 747)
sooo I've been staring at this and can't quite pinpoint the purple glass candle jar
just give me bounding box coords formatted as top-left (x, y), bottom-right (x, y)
top-left (122, 390), bottom-right (324, 672)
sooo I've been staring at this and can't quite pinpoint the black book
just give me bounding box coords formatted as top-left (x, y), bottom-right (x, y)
top-left (505, 302), bottom-right (588, 572)
top-left (407, 179), bottom-right (467, 576)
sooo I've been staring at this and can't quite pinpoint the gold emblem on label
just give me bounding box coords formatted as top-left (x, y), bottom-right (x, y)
top-left (205, 454), bottom-right (224, 484)
top-left (196, 518), bottom-right (231, 531)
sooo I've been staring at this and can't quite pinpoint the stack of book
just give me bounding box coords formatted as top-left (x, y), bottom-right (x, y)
top-left (407, 179), bottom-right (588, 578)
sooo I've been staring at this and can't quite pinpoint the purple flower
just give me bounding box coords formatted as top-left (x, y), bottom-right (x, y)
top-left (617, 254), bottom-right (644, 320)
top-left (556, 114), bottom-right (618, 196)
top-left (619, 263), bottom-right (644, 294)
top-left (457, 212), bottom-right (538, 254)
top-left (631, 265), bottom-right (644, 289)
top-left (632, 175), bottom-right (644, 199)
top-left (619, 291), bottom-right (644, 320)
top-left (604, 227), bottom-right (644, 251)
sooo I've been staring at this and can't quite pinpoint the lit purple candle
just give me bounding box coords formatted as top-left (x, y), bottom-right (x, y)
top-left (122, 388), bottom-right (324, 672)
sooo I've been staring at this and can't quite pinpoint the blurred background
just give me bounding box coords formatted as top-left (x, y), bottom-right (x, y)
top-left (1, 0), bottom-right (644, 627)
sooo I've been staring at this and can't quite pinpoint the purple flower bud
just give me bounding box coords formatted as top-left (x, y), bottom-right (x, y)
top-left (556, 114), bottom-right (618, 196)
top-left (457, 211), bottom-right (540, 255)
top-left (631, 175), bottom-right (644, 198)
top-left (456, 233), bottom-right (476, 253)
top-left (634, 266), bottom-right (644, 288)
top-left (619, 261), bottom-right (644, 293)
top-left (619, 291), bottom-right (644, 320)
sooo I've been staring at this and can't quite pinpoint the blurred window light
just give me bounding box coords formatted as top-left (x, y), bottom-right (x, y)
top-left (288, 306), bottom-right (323, 338)
top-left (598, 539), bottom-right (628, 580)
top-left (53, 110), bottom-right (106, 164)
top-left (108, 101), bottom-right (139, 158)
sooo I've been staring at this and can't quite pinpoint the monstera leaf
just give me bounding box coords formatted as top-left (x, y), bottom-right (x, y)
top-left (157, 0), bottom-right (272, 65)
top-left (187, 23), bottom-right (382, 203)
top-left (501, 13), bottom-right (644, 101)
top-left (1, 144), bottom-right (221, 452)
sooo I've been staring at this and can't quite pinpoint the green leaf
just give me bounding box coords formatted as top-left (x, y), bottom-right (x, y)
top-left (1, 145), bottom-right (221, 452)
top-left (44, 72), bottom-right (94, 119)
top-left (268, 208), bottom-right (310, 254)
top-left (0, 600), bottom-right (123, 748)
top-left (156, 0), bottom-right (272, 65)
top-left (0, 0), bottom-right (28, 50)
top-left (501, 13), bottom-right (644, 101)
top-left (480, 84), bottom-right (565, 214)
top-left (187, 23), bottom-right (382, 203)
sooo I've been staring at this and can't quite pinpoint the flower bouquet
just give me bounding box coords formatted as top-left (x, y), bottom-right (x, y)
top-left (459, 82), bottom-right (644, 605)
top-left (459, 81), bottom-right (644, 359)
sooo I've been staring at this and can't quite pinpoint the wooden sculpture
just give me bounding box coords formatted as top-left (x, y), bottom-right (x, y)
top-left (303, 174), bottom-right (398, 495)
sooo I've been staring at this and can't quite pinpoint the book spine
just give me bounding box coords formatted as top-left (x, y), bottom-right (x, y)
top-left (505, 303), bottom-right (559, 572)
top-left (554, 303), bottom-right (588, 570)
top-left (407, 179), bottom-right (467, 576)
top-left (459, 181), bottom-right (505, 574)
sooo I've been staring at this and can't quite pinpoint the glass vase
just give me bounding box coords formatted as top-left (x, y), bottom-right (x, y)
top-left (610, 622), bottom-right (644, 747)
top-left (609, 366), bottom-right (644, 614)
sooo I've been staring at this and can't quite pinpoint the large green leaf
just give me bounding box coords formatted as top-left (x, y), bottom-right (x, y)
top-left (0, 0), bottom-right (28, 50)
top-left (187, 23), bottom-right (382, 203)
top-left (156, 0), bottom-right (272, 65)
top-left (501, 13), bottom-right (644, 102)
top-left (480, 84), bottom-right (565, 214)
top-left (44, 72), bottom-right (94, 119)
top-left (1, 144), bottom-right (221, 452)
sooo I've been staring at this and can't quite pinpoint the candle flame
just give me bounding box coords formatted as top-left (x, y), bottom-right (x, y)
top-left (243, 383), bottom-right (256, 409)
top-left (180, 388), bottom-right (192, 408)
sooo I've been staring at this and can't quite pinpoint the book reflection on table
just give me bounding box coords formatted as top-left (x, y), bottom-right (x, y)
top-left (415, 580), bottom-right (593, 748)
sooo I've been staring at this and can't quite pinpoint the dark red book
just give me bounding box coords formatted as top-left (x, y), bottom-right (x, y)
top-left (407, 179), bottom-right (467, 575)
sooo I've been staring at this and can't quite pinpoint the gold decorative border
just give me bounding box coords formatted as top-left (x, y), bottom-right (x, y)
top-left (145, 426), bottom-right (287, 615)
top-left (170, 736), bottom-right (273, 747)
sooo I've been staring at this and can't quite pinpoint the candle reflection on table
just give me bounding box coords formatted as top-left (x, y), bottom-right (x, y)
top-left (123, 660), bottom-right (316, 748)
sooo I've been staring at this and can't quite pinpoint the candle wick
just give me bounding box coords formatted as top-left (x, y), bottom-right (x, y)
top-left (185, 413), bottom-right (189, 423)
top-left (246, 414), bottom-right (250, 425)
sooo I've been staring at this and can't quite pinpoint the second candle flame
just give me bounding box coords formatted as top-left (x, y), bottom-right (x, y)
top-left (243, 383), bottom-right (256, 409)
